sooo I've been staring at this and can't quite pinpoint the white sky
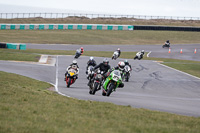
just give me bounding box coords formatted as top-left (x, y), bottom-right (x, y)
top-left (0, 0), bottom-right (200, 17)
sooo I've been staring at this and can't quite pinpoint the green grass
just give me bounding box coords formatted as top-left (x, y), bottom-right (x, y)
top-left (0, 49), bottom-right (40, 62)
top-left (0, 71), bottom-right (200, 133)
top-left (0, 30), bottom-right (200, 45)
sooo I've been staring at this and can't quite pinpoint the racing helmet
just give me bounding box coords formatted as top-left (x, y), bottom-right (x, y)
top-left (117, 48), bottom-right (120, 51)
top-left (89, 57), bottom-right (94, 61)
top-left (103, 58), bottom-right (109, 66)
top-left (141, 50), bottom-right (145, 53)
top-left (81, 47), bottom-right (83, 50)
top-left (72, 60), bottom-right (77, 65)
top-left (118, 61), bottom-right (125, 71)
top-left (124, 60), bottom-right (128, 63)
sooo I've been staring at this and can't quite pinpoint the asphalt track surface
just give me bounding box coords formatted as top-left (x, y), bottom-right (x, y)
top-left (1, 54), bottom-right (200, 117)
top-left (27, 43), bottom-right (200, 61)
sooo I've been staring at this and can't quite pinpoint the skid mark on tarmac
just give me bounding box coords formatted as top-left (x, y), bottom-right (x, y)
top-left (133, 64), bottom-right (149, 72)
top-left (141, 71), bottom-right (162, 89)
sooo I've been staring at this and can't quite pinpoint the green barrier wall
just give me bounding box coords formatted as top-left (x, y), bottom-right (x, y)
top-left (77, 25), bottom-right (82, 29)
top-left (0, 24), bottom-right (134, 30)
top-left (7, 43), bottom-right (18, 49)
top-left (20, 25), bottom-right (25, 30)
top-left (19, 44), bottom-right (26, 50)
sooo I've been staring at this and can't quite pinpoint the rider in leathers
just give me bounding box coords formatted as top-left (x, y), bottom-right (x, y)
top-left (124, 60), bottom-right (132, 70)
top-left (109, 61), bottom-right (125, 88)
top-left (86, 57), bottom-right (97, 75)
top-left (88, 58), bottom-right (111, 86)
top-left (64, 60), bottom-right (79, 81)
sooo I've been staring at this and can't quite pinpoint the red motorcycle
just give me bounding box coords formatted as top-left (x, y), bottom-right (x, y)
top-left (65, 69), bottom-right (77, 88)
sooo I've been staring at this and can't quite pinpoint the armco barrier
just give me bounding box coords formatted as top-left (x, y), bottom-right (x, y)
top-left (134, 25), bottom-right (200, 32)
top-left (0, 24), bottom-right (134, 31)
top-left (0, 43), bottom-right (7, 48)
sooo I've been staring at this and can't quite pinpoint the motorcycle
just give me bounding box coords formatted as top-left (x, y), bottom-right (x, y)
top-left (162, 43), bottom-right (170, 48)
top-left (112, 51), bottom-right (119, 60)
top-left (102, 70), bottom-right (122, 97)
top-left (89, 69), bottom-right (104, 95)
top-left (86, 66), bottom-right (95, 90)
top-left (134, 52), bottom-right (144, 60)
top-left (124, 65), bottom-right (131, 82)
top-left (65, 68), bottom-right (77, 88)
top-left (74, 50), bottom-right (81, 59)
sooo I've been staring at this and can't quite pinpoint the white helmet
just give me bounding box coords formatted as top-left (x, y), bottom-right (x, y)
top-left (89, 57), bottom-right (94, 61)
top-left (118, 61), bottom-right (125, 71)
top-left (117, 48), bottom-right (120, 51)
top-left (72, 60), bottom-right (77, 65)
top-left (141, 50), bottom-right (145, 53)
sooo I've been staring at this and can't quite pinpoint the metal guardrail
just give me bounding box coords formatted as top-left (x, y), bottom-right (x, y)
top-left (0, 13), bottom-right (199, 20)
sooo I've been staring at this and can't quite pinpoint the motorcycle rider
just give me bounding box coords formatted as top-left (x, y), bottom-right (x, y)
top-left (124, 60), bottom-right (132, 70)
top-left (86, 57), bottom-right (97, 74)
top-left (88, 58), bottom-right (111, 86)
top-left (86, 57), bottom-right (97, 85)
top-left (64, 60), bottom-right (79, 81)
top-left (116, 48), bottom-right (121, 57)
top-left (165, 40), bottom-right (170, 46)
top-left (134, 50), bottom-right (145, 60)
top-left (76, 47), bottom-right (84, 55)
top-left (108, 61), bottom-right (125, 88)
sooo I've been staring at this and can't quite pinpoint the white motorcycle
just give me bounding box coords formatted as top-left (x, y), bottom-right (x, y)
top-left (134, 52), bottom-right (144, 60)
top-left (124, 65), bottom-right (131, 82)
top-left (112, 51), bottom-right (119, 60)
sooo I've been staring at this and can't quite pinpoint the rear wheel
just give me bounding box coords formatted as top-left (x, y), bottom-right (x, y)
top-left (102, 90), bottom-right (106, 96)
top-left (67, 78), bottom-right (71, 88)
top-left (106, 84), bottom-right (115, 96)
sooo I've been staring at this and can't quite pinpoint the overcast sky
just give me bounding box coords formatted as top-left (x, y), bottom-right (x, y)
top-left (0, 0), bottom-right (200, 17)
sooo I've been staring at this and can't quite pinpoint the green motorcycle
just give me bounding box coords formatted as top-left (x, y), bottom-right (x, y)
top-left (102, 70), bottom-right (122, 96)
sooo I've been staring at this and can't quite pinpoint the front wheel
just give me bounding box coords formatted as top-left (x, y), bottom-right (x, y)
top-left (92, 82), bottom-right (99, 95)
top-left (67, 78), bottom-right (71, 88)
top-left (106, 84), bottom-right (115, 96)
top-left (125, 77), bottom-right (129, 82)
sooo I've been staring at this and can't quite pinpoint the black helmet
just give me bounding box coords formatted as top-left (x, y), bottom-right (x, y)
top-left (124, 59), bottom-right (128, 63)
top-left (103, 58), bottom-right (109, 66)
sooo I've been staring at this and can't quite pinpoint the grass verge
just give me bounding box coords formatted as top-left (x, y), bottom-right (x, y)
top-left (0, 49), bottom-right (40, 62)
top-left (1, 49), bottom-right (200, 78)
top-left (0, 30), bottom-right (200, 45)
top-left (0, 71), bottom-right (200, 133)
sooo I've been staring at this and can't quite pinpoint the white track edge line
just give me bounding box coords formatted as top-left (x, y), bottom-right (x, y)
top-left (55, 55), bottom-right (71, 98)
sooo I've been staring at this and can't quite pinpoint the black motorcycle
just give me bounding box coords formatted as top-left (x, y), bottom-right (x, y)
top-left (89, 70), bottom-right (104, 95)
top-left (162, 43), bottom-right (170, 48)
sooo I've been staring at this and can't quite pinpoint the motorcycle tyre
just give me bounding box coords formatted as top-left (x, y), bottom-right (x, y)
top-left (92, 82), bottom-right (99, 95)
top-left (67, 78), bottom-right (71, 88)
top-left (106, 84), bottom-right (115, 97)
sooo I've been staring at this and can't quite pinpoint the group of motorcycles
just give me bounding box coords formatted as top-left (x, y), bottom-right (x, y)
top-left (65, 49), bottom-right (132, 97)
top-left (66, 40), bottom-right (170, 95)
top-left (86, 64), bottom-right (131, 97)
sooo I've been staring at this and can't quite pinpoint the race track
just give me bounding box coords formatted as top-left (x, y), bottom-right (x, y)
top-left (1, 53), bottom-right (200, 117)
top-left (27, 43), bottom-right (200, 61)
